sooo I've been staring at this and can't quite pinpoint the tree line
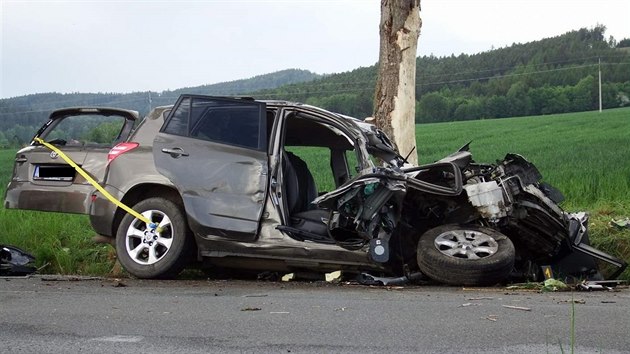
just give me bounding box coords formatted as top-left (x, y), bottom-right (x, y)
top-left (1, 26), bottom-right (629, 148)
top-left (256, 26), bottom-right (630, 122)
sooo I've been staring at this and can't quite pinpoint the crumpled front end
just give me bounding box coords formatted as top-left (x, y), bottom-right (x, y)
top-left (315, 147), bottom-right (627, 283)
top-left (458, 153), bottom-right (627, 281)
top-left (315, 171), bottom-right (407, 264)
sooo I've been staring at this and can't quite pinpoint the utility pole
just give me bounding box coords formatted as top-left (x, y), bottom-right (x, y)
top-left (598, 58), bottom-right (602, 113)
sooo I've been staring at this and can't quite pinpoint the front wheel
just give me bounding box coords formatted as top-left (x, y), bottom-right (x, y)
top-left (416, 224), bottom-right (515, 286)
top-left (115, 198), bottom-right (193, 279)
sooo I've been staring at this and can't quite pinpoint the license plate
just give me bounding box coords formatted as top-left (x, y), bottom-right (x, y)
top-left (33, 165), bottom-right (75, 181)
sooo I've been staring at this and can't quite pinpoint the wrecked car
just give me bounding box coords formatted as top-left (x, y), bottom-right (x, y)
top-left (4, 94), bottom-right (626, 285)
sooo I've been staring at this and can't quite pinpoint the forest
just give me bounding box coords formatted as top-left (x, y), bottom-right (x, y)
top-left (256, 26), bottom-right (630, 122)
top-left (1, 26), bottom-right (629, 147)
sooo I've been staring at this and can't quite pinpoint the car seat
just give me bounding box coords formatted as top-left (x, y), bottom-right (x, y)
top-left (282, 151), bottom-right (329, 237)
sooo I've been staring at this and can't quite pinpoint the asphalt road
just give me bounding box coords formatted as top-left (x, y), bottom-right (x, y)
top-left (1, 275), bottom-right (629, 353)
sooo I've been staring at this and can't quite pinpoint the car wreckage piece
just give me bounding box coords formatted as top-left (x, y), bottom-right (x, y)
top-left (0, 245), bottom-right (37, 276)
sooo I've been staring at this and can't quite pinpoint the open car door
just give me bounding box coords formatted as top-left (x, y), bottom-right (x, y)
top-left (4, 107), bottom-right (138, 214)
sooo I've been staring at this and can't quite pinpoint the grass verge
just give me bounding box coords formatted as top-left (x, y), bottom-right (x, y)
top-left (1, 108), bottom-right (629, 278)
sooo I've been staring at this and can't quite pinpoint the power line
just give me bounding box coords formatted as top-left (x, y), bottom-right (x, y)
top-left (258, 62), bottom-right (630, 97)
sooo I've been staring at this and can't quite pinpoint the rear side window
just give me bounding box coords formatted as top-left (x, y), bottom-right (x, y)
top-left (163, 97), bottom-right (190, 136)
top-left (162, 95), bottom-right (266, 150)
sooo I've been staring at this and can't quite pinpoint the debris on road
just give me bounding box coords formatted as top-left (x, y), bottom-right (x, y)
top-left (505, 283), bottom-right (544, 291)
top-left (241, 307), bottom-right (261, 312)
top-left (542, 278), bottom-right (569, 292)
top-left (281, 273), bottom-right (295, 282)
top-left (484, 315), bottom-right (498, 322)
top-left (557, 299), bottom-right (586, 304)
top-left (355, 272), bottom-right (424, 286)
top-left (40, 275), bottom-right (103, 281)
top-left (325, 270), bottom-right (342, 283)
top-left (505, 278), bottom-right (628, 293)
top-left (468, 297), bottom-right (494, 301)
top-left (501, 305), bottom-right (532, 311)
top-left (110, 279), bottom-right (127, 287)
top-left (577, 280), bottom-right (627, 291)
top-left (0, 245), bottom-right (37, 276)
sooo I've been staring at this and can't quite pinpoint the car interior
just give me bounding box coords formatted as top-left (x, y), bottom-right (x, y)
top-left (275, 110), bottom-right (362, 244)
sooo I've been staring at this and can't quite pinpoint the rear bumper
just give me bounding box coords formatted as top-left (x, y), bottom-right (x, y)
top-left (4, 180), bottom-right (92, 214)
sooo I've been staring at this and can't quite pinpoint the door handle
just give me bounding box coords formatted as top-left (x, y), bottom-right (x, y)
top-left (161, 147), bottom-right (189, 158)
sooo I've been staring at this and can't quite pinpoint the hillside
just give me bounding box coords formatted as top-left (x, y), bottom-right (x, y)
top-left (0, 69), bottom-right (319, 146)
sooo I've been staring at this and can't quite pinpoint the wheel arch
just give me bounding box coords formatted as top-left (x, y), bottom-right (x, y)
top-left (111, 183), bottom-right (184, 238)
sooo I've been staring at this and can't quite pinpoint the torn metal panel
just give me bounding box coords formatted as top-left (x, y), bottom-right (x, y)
top-left (355, 272), bottom-right (425, 286)
top-left (577, 280), bottom-right (627, 291)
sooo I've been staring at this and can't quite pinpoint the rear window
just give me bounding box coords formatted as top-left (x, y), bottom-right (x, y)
top-left (43, 114), bottom-right (127, 147)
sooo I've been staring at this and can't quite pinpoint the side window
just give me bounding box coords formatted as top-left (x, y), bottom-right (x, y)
top-left (163, 96), bottom-right (266, 150)
top-left (163, 97), bottom-right (190, 136)
top-left (192, 107), bottom-right (260, 149)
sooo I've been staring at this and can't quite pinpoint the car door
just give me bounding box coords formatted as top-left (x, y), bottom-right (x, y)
top-left (4, 107), bottom-right (138, 214)
top-left (153, 95), bottom-right (268, 242)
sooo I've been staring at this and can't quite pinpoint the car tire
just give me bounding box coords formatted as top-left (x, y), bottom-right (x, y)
top-left (416, 224), bottom-right (515, 286)
top-left (115, 197), bottom-right (193, 279)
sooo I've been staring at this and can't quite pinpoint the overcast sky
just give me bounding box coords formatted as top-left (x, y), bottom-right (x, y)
top-left (1, 0), bottom-right (628, 99)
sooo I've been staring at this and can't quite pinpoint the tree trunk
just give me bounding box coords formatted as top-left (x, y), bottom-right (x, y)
top-left (373, 0), bottom-right (421, 165)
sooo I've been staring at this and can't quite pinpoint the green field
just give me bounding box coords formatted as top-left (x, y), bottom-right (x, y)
top-left (416, 108), bottom-right (630, 209)
top-left (0, 149), bottom-right (115, 275)
top-left (1, 108), bottom-right (629, 278)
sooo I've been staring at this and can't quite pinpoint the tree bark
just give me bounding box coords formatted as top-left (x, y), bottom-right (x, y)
top-left (373, 0), bottom-right (421, 165)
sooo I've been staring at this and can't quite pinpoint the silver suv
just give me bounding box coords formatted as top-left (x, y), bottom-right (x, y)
top-left (5, 95), bottom-right (626, 283)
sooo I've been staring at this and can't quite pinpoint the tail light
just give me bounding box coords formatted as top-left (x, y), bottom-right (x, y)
top-left (108, 142), bottom-right (139, 164)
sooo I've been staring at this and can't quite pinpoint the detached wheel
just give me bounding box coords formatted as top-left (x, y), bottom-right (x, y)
top-left (417, 224), bottom-right (515, 286)
top-left (116, 197), bottom-right (192, 279)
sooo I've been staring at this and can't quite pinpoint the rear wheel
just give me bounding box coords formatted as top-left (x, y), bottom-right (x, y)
top-left (115, 197), bottom-right (192, 279)
top-left (417, 224), bottom-right (515, 286)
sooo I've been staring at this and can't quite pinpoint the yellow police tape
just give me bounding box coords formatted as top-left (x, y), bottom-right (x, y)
top-left (33, 138), bottom-right (160, 231)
